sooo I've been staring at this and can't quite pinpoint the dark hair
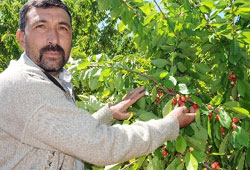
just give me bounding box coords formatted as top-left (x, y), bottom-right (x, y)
top-left (19, 0), bottom-right (72, 32)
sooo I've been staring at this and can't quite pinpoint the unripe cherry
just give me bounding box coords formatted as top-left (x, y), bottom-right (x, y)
top-left (208, 105), bottom-right (213, 110)
top-left (176, 94), bottom-right (180, 99)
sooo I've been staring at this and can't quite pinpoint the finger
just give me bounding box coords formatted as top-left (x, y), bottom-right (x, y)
top-left (123, 86), bottom-right (145, 100)
top-left (115, 112), bottom-right (132, 120)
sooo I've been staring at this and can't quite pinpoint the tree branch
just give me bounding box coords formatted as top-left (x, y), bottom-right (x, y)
top-left (153, 0), bottom-right (166, 19)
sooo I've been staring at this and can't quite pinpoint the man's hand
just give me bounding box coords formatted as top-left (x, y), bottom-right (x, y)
top-left (170, 106), bottom-right (197, 128)
top-left (110, 86), bottom-right (145, 120)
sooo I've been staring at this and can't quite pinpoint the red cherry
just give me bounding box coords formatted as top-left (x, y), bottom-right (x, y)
top-left (178, 100), bottom-right (183, 105)
top-left (172, 99), bottom-right (177, 105)
top-left (211, 161), bottom-right (220, 169)
top-left (208, 105), bottom-right (213, 110)
top-left (232, 74), bottom-right (236, 79)
top-left (167, 88), bottom-right (174, 92)
top-left (181, 96), bottom-right (186, 102)
top-left (158, 91), bottom-right (163, 97)
top-left (228, 76), bottom-right (232, 81)
top-left (208, 112), bottom-right (213, 120)
top-left (162, 150), bottom-right (168, 156)
top-left (220, 127), bottom-right (225, 133)
top-left (192, 104), bottom-right (198, 109)
top-left (155, 97), bottom-right (160, 103)
top-left (232, 123), bottom-right (237, 131)
top-left (216, 115), bottom-right (219, 121)
top-left (233, 117), bottom-right (238, 123)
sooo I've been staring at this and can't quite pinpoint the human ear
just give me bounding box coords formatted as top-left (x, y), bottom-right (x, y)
top-left (16, 29), bottom-right (25, 50)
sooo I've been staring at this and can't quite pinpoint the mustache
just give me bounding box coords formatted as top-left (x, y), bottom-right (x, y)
top-left (39, 44), bottom-right (65, 60)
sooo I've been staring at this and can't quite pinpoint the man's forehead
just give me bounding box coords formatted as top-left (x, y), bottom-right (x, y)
top-left (26, 7), bottom-right (71, 24)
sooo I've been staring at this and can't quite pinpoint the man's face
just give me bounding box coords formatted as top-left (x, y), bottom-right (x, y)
top-left (19, 7), bottom-right (72, 74)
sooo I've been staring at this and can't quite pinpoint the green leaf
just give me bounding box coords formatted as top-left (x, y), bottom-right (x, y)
top-left (177, 62), bottom-right (187, 72)
top-left (218, 109), bottom-right (232, 128)
top-left (151, 59), bottom-right (168, 68)
top-left (229, 107), bottom-right (250, 118)
top-left (235, 127), bottom-right (250, 147)
top-left (191, 150), bottom-right (206, 163)
top-left (178, 83), bottom-right (190, 94)
top-left (136, 97), bottom-right (146, 110)
top-left (137, 110), bottom-right (159, 121)
top-left (210, 95), bottom-right (223, 106)
top-left (185, 152), bottom-right (198, 170)
top-left (191, 95), bottom-right (202, 106)
top-left (165, 157), bottom-right (181, 170)
top-left (162, 99), bottom-right (173, 117)
top-left (118, 21), bottom-right (126, 32)
top-left (176, 136), bottom-right (187, 154)
top-left (194, 63), bottom-right (211, 74)
top-left (238, 153), bottom-right (245, 170)
top-left (132, 156), bottom-right (146, 170)
top-left (246, 148), bottom-right (250, 166)
top-left (237, 79), bottom-right (246, 97)
top-left (77, 61), bottom-right (91, 70)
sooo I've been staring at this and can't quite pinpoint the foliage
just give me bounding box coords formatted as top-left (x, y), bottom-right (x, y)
top-left (1, 0), bottom-right (250, 170)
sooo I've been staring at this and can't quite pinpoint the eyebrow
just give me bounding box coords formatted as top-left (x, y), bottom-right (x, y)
top-left (33, 19), bottom-right (71, 29)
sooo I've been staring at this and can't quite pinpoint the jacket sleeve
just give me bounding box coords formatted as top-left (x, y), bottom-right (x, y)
top-left (91, 104), bottom-right (115, 125)
top-left (1, 70), bottom-right (180, 166)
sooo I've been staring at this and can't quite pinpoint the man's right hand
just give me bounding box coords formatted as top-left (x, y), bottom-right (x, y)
top-left (170, 106), bottom-right (197, 128)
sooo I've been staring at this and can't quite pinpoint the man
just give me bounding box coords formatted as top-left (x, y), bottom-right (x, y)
top-left (0, 0), bottom-right (196, 169)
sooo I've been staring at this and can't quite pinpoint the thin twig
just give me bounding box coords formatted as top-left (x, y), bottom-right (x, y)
top-left (120, 160), bottom-right (138, 170)
top-left (153, 0), bottom-right (166, 19)
top-left (201, 163), bottom-right (213, 170)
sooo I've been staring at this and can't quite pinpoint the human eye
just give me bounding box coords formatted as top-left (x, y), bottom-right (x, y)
top-left (59, 26), bottom-right (69, 32)
top-left (35, 24), bottom-right (46, 30)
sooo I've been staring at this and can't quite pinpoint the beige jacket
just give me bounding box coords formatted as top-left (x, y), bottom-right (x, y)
top-left (0, 54), bottom-right (179, 170)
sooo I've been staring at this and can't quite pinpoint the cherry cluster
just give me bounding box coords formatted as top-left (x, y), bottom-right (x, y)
top-left (208, 104), bottom-right (238, 133)
top-left (171, 94), bottom-right (198, 109)
top-left (228, 73), bottom-right (237, 87)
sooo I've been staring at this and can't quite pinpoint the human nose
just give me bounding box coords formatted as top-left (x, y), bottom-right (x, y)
top-left (47, 28), bottom-right (59, 45)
